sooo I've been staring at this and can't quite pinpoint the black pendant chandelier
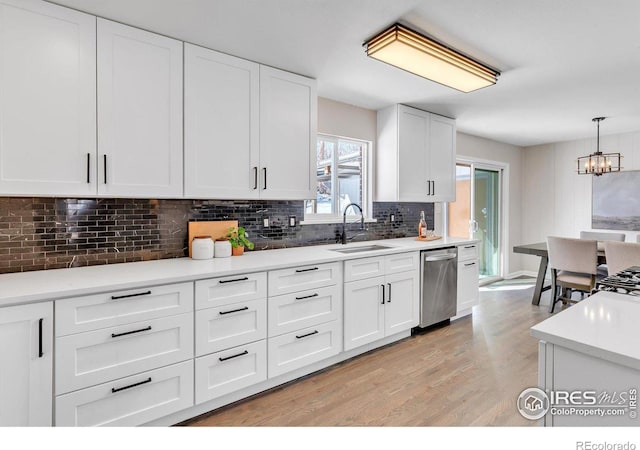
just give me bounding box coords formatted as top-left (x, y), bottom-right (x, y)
top-left (577, 117), bottom-right (622, 176)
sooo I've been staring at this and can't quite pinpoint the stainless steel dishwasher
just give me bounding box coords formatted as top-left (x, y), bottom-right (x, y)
top-left (419, 247), bottom-right (458, 328)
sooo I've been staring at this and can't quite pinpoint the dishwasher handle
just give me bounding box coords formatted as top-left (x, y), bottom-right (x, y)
top-left (424, 254), bottom-right (456, 262)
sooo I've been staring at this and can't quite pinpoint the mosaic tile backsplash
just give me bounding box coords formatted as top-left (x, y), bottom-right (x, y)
top-left (0, 197), bottom-right (434, 274)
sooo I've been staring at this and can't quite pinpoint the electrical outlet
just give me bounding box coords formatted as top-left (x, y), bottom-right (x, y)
top-left (390, 214), bottom-right (395, 222)
top-left (263, 217), bottom-right (269, 228)
top-left (289, 216), bottom-right (296, 227)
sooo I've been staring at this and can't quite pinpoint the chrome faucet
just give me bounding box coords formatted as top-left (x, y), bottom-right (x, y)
top-left (340, 203), bottom-right (364, 244)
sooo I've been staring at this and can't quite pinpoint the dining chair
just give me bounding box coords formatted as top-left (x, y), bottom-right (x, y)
top-left (579, 231), bottom-right (625, 277)
top-left (603, 241), bottom-right (640, 275)
top-left (547, 236), bottom-right (598, 313)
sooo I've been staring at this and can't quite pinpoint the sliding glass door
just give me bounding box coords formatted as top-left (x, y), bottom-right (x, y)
top-left (447, 161), bottom-right (503, 280)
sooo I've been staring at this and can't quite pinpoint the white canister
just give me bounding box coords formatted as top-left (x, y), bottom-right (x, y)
top-left (214, 239), bottom-right (232, 258)
top-left (192, 236), bottom-right (214, 260)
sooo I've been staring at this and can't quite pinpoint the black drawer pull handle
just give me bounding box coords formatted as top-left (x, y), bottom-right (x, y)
top-left (464, 262), bottom-right (476, 267)
top-left (381, 284), bottom-right (385, 304)
top-left (295, 293), bottom-right (319, 301)
top-left (296, 330), bottom-right (319, 339)
top-left (219, 350), bottom-right (249, 362)
top-left (253, 167), bottom-right (258, 190)
top-left (38, 318), bottom-right (44, 358)
top-left (464, 245), bottom-right (476, 249)
top-left (387, 283), bottom-right (392, 303)
top-left (295, 267), bottom-right (319, 273)
top-left (111, 326), bottom-right (152, 338)
top-left (86, 153), bottom-right (91, 184)
top-left (111, 377), bottom-right (152, 394)
top-left (111, 290), bottom-right (152, 300)
top-left (219, 277), bottom-right (249, 284)
top-left (103, 154), bottom-right (107, 184)
top-left (219, 306), bottom-right (249, 315)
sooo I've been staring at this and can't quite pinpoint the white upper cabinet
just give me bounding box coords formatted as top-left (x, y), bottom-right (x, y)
top-left (184, 44), bottom-right (260, 199)
top-left (0, 0), bottom-right (96, 196)
top-left (259, 66), bottom-right (317, 200)
top-left (97, 19), bottom-right (183, 198)
top-left (376, 104), bottom-right (456, 203)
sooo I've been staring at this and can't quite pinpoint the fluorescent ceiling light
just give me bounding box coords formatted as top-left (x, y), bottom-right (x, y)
top-left (364, 24), bottom-right (499, 93)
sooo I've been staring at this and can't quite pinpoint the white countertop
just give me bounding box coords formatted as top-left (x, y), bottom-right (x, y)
top-left (0, 236), bottom-right (475, 307)
top-left (531, 291), bottom-right (640, 371)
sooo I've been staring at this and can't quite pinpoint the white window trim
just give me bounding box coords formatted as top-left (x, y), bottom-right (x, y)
top-left (302, 134), bottom-right (376, 225)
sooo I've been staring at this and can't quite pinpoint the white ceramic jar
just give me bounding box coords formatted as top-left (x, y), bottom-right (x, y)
top-left (214, 239), bottom-right (232, 258)
top-left (192, 236), bottom-right (214, 260)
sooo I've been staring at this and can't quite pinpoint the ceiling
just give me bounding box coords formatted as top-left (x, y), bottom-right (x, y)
top-left (50, 0), bottom-right (640, 147)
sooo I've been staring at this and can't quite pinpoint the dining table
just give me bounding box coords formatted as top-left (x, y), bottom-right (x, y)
top-left (513, 242), bottom-right (606, 306)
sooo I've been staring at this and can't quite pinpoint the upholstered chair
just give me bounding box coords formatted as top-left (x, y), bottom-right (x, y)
top-left (603, 241), bottom-right (640, 275)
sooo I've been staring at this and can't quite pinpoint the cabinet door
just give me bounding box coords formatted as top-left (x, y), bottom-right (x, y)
top-left (457, 260), bottom-right (479, 312)
top-left (343, 277), bottom-right (385, 351)
top-left (0, 0), bottom-right (96, 196)
top-left (0, 301), bottom-right (52, 426)
top-left (428, 114), bottom-right (456, 202)
top-left (97, 19), bottom-right (183, 197)
top-left (259, 65), bottom-right (316, 200)
top-left (385, 271), bottom-right (419, 335)
top-left (184, 44), bottom-right (260, 199)
top-left (397, 105), bottom-right (429, 201)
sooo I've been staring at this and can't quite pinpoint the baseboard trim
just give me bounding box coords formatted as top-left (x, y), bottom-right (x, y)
top-left (505, 270), bottom-right (537, 279)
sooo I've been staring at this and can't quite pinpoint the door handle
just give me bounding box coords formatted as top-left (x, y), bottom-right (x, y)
top-left (427, 180), bottom-right (431, 195)
top-left (38, 318), bottom-right (44, 358)
top-left (86, 153), bottom-right (91, 184)
top-left (381, 284), bottom-right (385, 304)
top-left (431, 180), bottom-right (435, 196)
top-left (262, 167), bottom-right (267, 190)
top-left (103, 154), bottom-right (107, 184)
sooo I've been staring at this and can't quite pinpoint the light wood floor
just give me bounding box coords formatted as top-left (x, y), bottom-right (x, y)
top-left (185, 280), bottom-right (552, 426)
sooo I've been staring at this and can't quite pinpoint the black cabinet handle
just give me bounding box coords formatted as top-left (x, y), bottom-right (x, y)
top-left (38, 318), bottom-right (43, 358)
top-left (86, 153), bottom-right (91, 183)
top-left (219, 276), bottom-right (249, 284)
top-left (219, 350), bottom-right (249, 362)
top-left (387, 283), bottom-right (392, 303)
top-left (464, 262), bottom-right (476, 267)
top-left (111, 326), bottom-right (151, 338)
top-left (464, 245), bottom-right (476, 249)
top-left (295, 293), bottom-right (319, 301)
top-left (296, 330), bottom-right (319, 339)
top-left (253, 167), bottom-right (258, 190)
top-left (111, 290), bottom-right (151, 300)
top-left (103, 154), bottom-right (107, 184)
top-left (111, 377), bottom-right (152, 394)
top-left (381, 284), bottom-right (385, 304)
top-left (295, 267), bottom-right (319, 273)
top-left (427, 180), bottom-right (431, 195)
top-left (219, 306), bottom-right (249, 315)
top-left (432, 180), bottom-right (435, 196)
top-left (263, 167), bottom-right (267, 189)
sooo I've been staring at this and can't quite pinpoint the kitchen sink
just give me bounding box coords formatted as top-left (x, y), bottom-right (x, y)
top-left (331, 244), bottom-right (394, 254)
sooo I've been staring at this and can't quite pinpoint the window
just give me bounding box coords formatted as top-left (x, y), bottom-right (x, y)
top-left (304, 134), bottom-right (371, 222)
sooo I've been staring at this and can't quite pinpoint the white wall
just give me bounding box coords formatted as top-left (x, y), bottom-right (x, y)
top-left (454, 132), bottom-right (525, 275)
top-left (522, 131), bottom-right (640, 271)
top-left (317, 97), bottom-right (376, 142)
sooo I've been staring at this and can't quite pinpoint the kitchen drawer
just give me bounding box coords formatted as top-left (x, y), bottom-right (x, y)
top-left (268, 284), bottom-right (341, 337)
top-left (195, 272), bottom-right (266, 310)
top-left (195, 340), bottom-right (267, 404)
top-left (458, 243), bottom-right (479, 262)
top-left (55, 360), bottom-right (193, 426)
top-left (268, 262), bottom-right (341, 296)
top-left (385, 252), bottom-right (419, 275)
top-left (344, 256), bottom-right (385, 282)
top-left (56, 312), bottom-right (193, 395)
top-left (195, 298), bottom-right (266, 356)
top-left (268, 320), bottom-right (342, 378)
top-left (56, 282), bottom-right (193, 337)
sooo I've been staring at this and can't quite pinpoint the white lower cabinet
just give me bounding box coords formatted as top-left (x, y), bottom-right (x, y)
top-left (55, 360), bottom-right (194, 427)
top-left (268, 320), bottom-right (342, 378)
top-left (0, 301), bottom-right (53, 426)
top-left (343, 253), bottom-right (419, 351)
top-left (56, 312), bottom-right (194, 394)
top-left (457, 243), bottom-right (479, 314)
top-left (195, 340), bottom-right (267, 404)
top-left (195, 299), bottom-right (267, 356)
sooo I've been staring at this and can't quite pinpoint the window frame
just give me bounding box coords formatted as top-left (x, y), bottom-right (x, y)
top-left (302, 133), bottom-right (374, 225)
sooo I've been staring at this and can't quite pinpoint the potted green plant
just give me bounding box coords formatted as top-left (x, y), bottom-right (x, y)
top-left (226, 226), bottom-right (254, 256)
